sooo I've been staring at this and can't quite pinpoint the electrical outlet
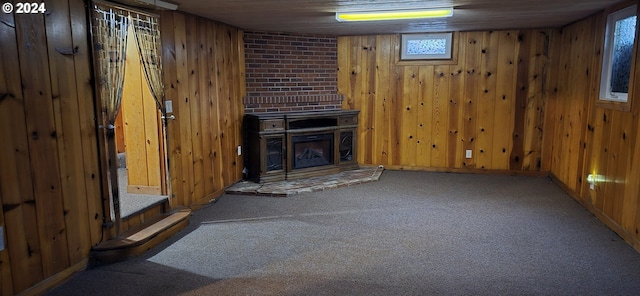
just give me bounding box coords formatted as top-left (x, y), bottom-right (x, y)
top-left (237, 145), bottom-right (242, 156)
top-left (465, 150), bottom-right (472, 159)
top-left (165, 101), bottom-right (173, 113)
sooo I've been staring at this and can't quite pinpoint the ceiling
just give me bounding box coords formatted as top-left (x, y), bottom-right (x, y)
top-left (167, 0), bottom-right (626, 36)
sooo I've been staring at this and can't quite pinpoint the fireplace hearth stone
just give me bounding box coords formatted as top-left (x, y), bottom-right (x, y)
top-left (226, 165), bottom-right (383, 197)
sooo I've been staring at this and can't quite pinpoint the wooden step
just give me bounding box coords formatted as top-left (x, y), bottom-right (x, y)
top-left (91, 208), bottom-right (191, 264)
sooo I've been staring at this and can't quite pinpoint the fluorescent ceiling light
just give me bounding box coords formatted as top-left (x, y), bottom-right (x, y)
top-left (336, 8), bottom-right (453, 22)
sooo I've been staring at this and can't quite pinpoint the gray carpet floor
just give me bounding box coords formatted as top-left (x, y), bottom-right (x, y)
top-left (118, 167), bottom-right (168, 218)
top-left (47, 171), bottom-right (640, 296)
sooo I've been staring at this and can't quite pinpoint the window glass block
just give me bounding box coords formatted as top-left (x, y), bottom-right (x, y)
top-left (406, 38), bottom-right (447, 55)
top-left (611, 15), bottom-right (637, 93)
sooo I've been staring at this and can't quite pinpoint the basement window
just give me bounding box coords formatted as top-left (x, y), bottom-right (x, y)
top-left (599, 5), bottom-right (637, 108)
top-left (400, 32), bottom-right (453, 60)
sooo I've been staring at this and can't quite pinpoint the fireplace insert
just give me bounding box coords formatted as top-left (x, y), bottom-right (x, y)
top-left (292, 133), bottom-right (334, 169)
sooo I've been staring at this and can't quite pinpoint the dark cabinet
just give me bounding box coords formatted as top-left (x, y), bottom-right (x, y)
top-left (244, 110), bottom-right (359, 182)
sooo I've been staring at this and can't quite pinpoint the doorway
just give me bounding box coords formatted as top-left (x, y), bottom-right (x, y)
top-left (90, 1), bottom-right (169, 226)
top-left (115, 23), bottom-right (168, 218)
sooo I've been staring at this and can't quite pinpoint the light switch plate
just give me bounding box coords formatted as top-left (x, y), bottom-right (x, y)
top-left (165, 101), bottom-right (173, 113)
top-left (465, 150), bottom-right (472, 159)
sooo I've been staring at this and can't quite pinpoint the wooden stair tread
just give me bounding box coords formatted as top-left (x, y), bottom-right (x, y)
top-left (92, 209), bottom-right (190, 258)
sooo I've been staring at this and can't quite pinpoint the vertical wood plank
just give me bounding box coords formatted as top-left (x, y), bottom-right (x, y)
top-left (587, 107), bottom-right (605, 205)
top-left (585, 14), bottom-right (606, 196)
top-left (208, 22), bottom-right (225, 192)
top-left (522, 30), bottom-right (549, 172)
top-left (142, 77), bottom-right (162, 189)
top-left (199, 18), bottom-right (214, 195)
top-left (0, 10), bottom-right (43, 292)
top-left (186, 16), bottom-right (204, 200)
top-left (160, 11), bottom-right (183, 205)
top-left (45, 0), bottom-right (91, 265)
top-left (232, 29), bottom-right (246, 182)
top-left (390, 36), bottom-right (402, 166)
top-left (449, 34), bottom-right (466, 168)
top-left (417, 65), bottom-right (434, 167)
top-left (541, 29), bottom-right (562, 173)
top-left (69, 0), bottom-right (103, 246)
top-left (603, 115), bottom-right (621, 218)
top-left (580, 14), bottom-right (605, 198)
top-left (216, 25), bottom-right (232, 186)
top-left (595, 109), bottom-right (612, 212)
top-left (463, 32), bottom-right (482, 169)
top-left (0, 51), bottom-right (13, 283)
top-left (230, 26), bottom-right (242, 184)
top-left (348, 37), bottom-right (363, 162)
top-left (431, 65), bottom-right (450, 167)
top-left (512, 30), bottom-right (530, 171)
top-left (569, 21), bottom-right (592, 192)
top-left (550, 27), bottom-right (573, 181)
top-left (337, 36), bottom-right (351, 109)
top-left (15, 11), bottom-right (70, 278)
top-left (361, 36), bottom-right (376, 165)
top-left (174, 13), bottom-right (195, 205)
top-left (493, 30), bottom-right (517, 169)
top-left (476, 31), bottom-right (499, 169)
top-left (402, 66), bottom-right (419, 166)
top-left (611, 114), bottom-right (632, 224)
top-left (374, 35), bottom-right (391, 165)
top-left (621, 9), bottom-right (640, 235)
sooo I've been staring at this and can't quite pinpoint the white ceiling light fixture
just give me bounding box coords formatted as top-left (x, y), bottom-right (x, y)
top-left (336, 8), bottom-right (454, 22)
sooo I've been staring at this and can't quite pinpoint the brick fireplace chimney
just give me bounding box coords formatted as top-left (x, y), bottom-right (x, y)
top-left (243, 31), bottom-right (343, 113)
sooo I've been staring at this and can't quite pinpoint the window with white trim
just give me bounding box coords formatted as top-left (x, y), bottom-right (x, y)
top-left (600, 5), bottom-right (637, 103)
top-left (401, 32), bottom-right (453, 60)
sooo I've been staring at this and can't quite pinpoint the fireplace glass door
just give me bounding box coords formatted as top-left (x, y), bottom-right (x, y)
top-left (265, 136), bottom-right (284, 172)
top-left (339, 130), bottom-right (354, 162)
top-left (291, 133), bottom-right (334, 169)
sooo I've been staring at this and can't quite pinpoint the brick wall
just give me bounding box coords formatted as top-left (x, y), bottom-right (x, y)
top-left (244, 31), bottom-right (343, 113)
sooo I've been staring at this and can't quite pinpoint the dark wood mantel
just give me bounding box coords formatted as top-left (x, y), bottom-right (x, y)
top-left (244, 110), bottom-right (359, 182)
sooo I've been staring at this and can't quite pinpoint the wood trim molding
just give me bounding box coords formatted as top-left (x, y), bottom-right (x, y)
top-left (127, 185), bottom-right (162, 195)
top-left (17, 259), bottom-right (88, 296)
top-left (549, 173), bottom-right (640, 253)
top-left (381, 165), bottom-right (550, 177)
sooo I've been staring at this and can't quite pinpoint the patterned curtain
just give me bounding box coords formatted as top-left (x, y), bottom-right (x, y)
top-left (91, 2), bottom-right (130, 126)
top-left (91, 1), bottom-right (130, 236)
top-left (131, 12), bottom-right (165, 113)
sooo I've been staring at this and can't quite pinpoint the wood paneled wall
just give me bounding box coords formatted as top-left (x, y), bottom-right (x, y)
top-left (121, 24), bottom-right (163, 195)
top-left (160, 11), bottom-right (246, 207)
top-left (0, 4), bottom-right (247, 294)
top-left (338, 30), bottom-right (555, 173)
top-left (0, 0), bottom-right (103, 294)
top-left (548, 6), bottom-right (640, 250)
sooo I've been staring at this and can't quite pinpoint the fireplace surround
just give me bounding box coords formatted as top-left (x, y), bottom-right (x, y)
top-left (244, 110), bottom-right (359, 182)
